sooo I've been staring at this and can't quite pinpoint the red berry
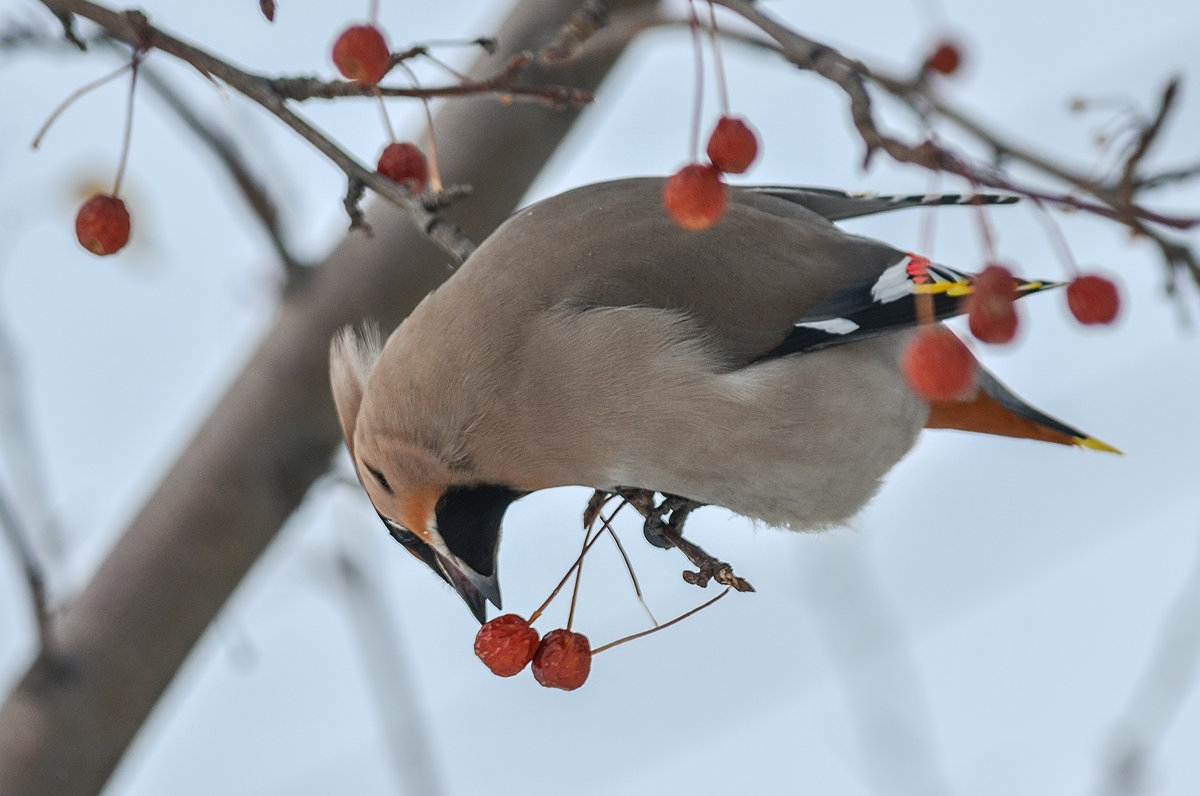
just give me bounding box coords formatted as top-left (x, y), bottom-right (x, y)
top-left (706, 116), bottom-right (759, 174)
top-left (377, 142), bottom-right (430, 192)
top-left (901, 327), bottom-right (977, 402)
top-left (531, 629), bottom-right (592, 691)
top-left (926, 41), bottom-right (962, 75)
top-left (75, 194), bottom-right (130, 256)
top-left (966, 264), bottom-right (1019, 344)
top-left (332, 25), bottom-right (391, 84)
top-left (474, 614), bottom-right (540, 677)
top-left (1067, 274), bottom-right (1120, 325)
top-left (663, 164), bottom-right (728, 230)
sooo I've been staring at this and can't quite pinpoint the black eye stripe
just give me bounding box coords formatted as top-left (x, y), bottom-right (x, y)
top-left (364, 464), bottom-right (392, 494)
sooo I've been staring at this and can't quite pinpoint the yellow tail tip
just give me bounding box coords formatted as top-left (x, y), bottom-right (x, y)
top-left (1075, 436), bottom-right (1123, 454)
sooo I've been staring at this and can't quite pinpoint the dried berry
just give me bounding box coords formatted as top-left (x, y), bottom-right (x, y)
top-left (663, 164), bottom-right (728, 230)
top-left (377, 142), bottom-right (429, 192)
top-left (706, 116), bottom-right (759, 174)
top-left (926, 41), bottom-right (962, 75)
top-left (967, 264), bottom-right (1019, 344)
top-left (75, 194), bottom-right (131, 256)
top-left (1067, 274), bottom-right (1120, 325)
top-left (531, 629), bottom-right (592, 691)
top-left (332, 25), bottom-right (391, 85)
top-left (474, 614), bottom-right (539, 677)
top-left (901, 327), bottom-right (977, 402)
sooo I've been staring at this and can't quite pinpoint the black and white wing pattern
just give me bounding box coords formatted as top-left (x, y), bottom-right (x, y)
top-left (761, 254), bottom-right (1060, 360)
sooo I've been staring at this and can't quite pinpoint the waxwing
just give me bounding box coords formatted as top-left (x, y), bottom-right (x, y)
top-left (330, 177), bottom-right (1113, 622)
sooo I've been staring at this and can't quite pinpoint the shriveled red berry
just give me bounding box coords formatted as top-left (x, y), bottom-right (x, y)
top-left (902, 327), bottom-right (977, 402)
top-left (926, 41), bottom-right (962, 75)
top-left (474, 614), bottom-right (539, 677)
top-left (332, 25), bottom-right (391, 84)
top-left (531, 628), bottom-right (592, 691)
top-left (75, 194), bottom-right (130, 256)
top-left (663, 164), bottom-right (728, 230)
top-left (377, 142), bottom-right (429, 192)
top-left (966, 264), bottom-right (1019, 344)
top-left (706, 116), bottom-right (759, 174)
top-left (1067, 274), bottom-right (1120, 325)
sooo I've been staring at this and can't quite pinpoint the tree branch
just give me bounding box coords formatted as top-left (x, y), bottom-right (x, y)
top-left (708, 0), bottom-right (1199, 275)
top-left (0, 2), bottom-right (660, 793)
top-left (34, 0), bottom-right (587, 261)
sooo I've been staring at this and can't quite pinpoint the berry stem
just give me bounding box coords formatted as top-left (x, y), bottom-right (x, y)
top-left (966, 176), bottom-right (999, 262)
top-left (112, 53), bottom-right (142, 198)
top-left (599, 508), bottom-right (658, 627)
top-left (1029, 196), bottom-right (1081, 276)
top-left (374, 87), bottom-right (397, 144)
top-left (706, 1), bottom-right (731, 118)
top-left (31, 61), bottom-right (132, 150)
top-left (592, 586), bottom-right (731, 655)
top-left (417, 51), bottom-right (472, 83)
top-left (687, 0), bottom-right (705, 161)
top-left (918, 174), bottom-right (941, 258)
top-left (565, 515), bottom-right (590, 631)
top-left (367, 0), bottom-right (380, 26)
top-left (398, 62), bottom-right (443, 192)
top-left (527, 524), bottom-right (605, 626)
top-left (422, 101), bottom-right (442, 193)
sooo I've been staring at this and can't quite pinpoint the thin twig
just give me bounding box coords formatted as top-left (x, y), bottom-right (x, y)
top-left (31, 59), bottom-right (131, 149)
top-left (1115, 77), bottom-right (1179, 207)
top-left (1139, 161), bottom-right (1200, 192)
top-left (597, 503), bottom-right (658, 626)
top-left (539, 0), bottom-right (610, 65)
top-left (705, 0), bottom-right (1199, 274)
top-left (110, 51), bottom-right (139, 196)
top-left (591, 586), bottom-right (730, 654)
top-left (129, 49), bottom-right (308, 279)
top-left (686, 0), bottom-right (704, 161)
top-left (35, 0), bottom-right (527, 262)
top-left (527, 525), bottom-right (606, 626)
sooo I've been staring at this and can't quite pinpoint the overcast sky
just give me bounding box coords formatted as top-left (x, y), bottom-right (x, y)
top-left (3, 1), bottom-right (1200, 794)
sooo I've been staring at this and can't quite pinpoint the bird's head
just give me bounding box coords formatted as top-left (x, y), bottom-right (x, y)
top-left (329, 325), bottom-right (521, 623)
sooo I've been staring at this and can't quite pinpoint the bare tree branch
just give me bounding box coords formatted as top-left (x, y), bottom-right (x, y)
top-left (126, 52), bottom-right (309, 281)
top-left (0, 2), bottom-right (660, 793)
top-left (708, 0), bottom-right (1199, 276)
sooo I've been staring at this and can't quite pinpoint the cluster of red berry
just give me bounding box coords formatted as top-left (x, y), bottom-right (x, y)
top-left (902, 264), bottom-right (1121, 402)
top-left (331, 23), bottom-right (431, 192)
top-left (475, 615), bottom-right (592, 691)
top-left (659, 35), bottom-right (964, 232)
top-left (71, 14), bottom-right (433, 260)
top-left (663, 116), bottom-right (759, 231)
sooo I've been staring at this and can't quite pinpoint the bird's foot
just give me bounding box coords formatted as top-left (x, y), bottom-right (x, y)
top-left (598, 489), bottom-right (755, 593)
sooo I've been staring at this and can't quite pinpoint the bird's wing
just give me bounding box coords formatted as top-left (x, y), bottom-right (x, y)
top-left (760, 255), bottom-right (1060, 358)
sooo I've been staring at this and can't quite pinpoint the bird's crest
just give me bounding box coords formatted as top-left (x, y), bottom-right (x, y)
top-left (330, 323), bottom-right (384, 458)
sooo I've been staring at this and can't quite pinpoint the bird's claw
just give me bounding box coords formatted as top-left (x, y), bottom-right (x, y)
top-left (595, 489), bottom-right (755, 592)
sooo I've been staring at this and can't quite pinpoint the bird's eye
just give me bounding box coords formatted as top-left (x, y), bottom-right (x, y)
top-left (364, 464), bottom-right (392, 494)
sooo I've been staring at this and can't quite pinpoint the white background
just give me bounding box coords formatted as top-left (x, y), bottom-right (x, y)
top-left (2, 0), bottom-right (1200, 794)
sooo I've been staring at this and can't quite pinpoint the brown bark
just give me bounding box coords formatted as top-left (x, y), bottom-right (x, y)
top-left (0, 2), bottom-right (655, 793)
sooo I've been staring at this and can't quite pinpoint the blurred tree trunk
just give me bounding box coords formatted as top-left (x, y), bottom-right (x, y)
top-left (0, 1), bottom-right (657, 793)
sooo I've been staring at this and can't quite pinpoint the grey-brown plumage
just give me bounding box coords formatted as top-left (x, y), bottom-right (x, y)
top-left (331, 177), bottom-right (1106, 621)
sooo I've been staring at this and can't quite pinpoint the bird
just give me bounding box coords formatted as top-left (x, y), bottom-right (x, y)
top-left (330, 177), bottom-right (1115, 623)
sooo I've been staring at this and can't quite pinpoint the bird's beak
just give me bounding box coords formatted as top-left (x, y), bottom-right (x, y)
top-left (380, 483), bottom-right (522, 623)
top-left (434, 550), bottom-right (501, 624)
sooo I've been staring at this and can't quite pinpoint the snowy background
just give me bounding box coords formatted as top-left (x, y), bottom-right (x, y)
top-left (2, 0), bottom-right (1200, 794)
